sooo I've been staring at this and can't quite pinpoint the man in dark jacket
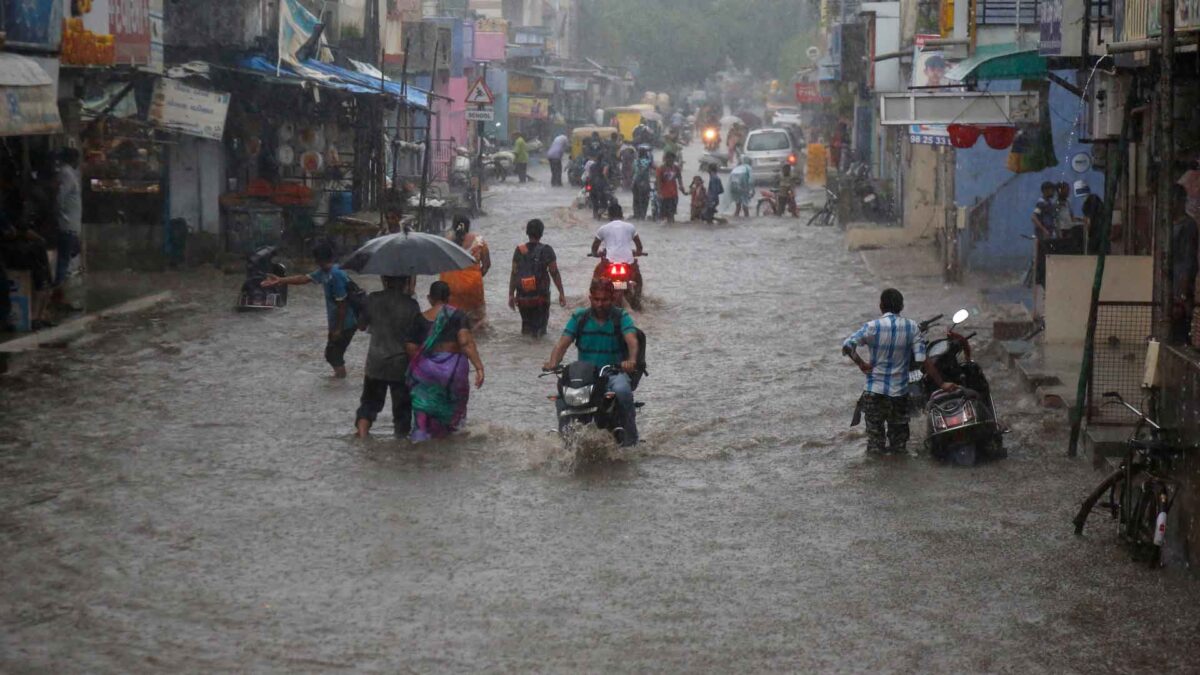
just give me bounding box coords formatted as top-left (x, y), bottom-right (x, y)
top-left (355, 275), bottom-right (421, 437)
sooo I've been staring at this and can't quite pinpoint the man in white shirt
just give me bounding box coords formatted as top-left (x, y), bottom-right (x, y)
top-left (55, 148), bottom-right (83, 292)
top-left (591, 202), bottom-right (644, 295)
top-left (592, 202), bottom-right (642, 264)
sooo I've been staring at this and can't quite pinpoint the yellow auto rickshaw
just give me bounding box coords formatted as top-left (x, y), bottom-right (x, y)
top-left (570, 126), bottom-right (619, 159)
top-left (605, 107), bottom-right (644, 142)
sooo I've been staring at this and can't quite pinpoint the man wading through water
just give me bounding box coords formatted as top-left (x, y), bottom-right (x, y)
top-left (509, 218), bottom-right (566, 337)
top-left (842, 288), bottom-right (955, 455)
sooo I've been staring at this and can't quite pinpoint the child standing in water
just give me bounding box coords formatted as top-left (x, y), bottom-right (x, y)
top-left (689, 175), bottom-right (707, 222)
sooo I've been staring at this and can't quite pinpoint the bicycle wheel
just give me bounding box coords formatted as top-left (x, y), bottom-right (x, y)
top-left (805, 209), bottom-right (828, 227)
top-left (1138, 481), bottom-right (1170, 568)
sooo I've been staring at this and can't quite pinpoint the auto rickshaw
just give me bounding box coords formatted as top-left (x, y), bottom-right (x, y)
top-left (570, 126), bottom-right (619, 159)
top-left (605, 107), bottom-right (645, 142)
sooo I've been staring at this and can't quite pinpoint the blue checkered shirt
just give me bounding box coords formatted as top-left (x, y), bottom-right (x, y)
top-left (842, 313), bottom-right (927, 397)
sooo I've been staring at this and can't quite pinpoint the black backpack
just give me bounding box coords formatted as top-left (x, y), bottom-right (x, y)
top-left (571, 307), bottom-right (648, 390)
top-left (513, 243), bottom-right (549, 304)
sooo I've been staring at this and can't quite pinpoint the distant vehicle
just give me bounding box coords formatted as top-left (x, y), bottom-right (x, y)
top-left (770, 106), bottom-right (803, 128)
top-left (741, 128), bottom-right (800, 184)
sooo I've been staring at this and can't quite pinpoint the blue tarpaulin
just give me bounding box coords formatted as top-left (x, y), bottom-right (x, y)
top-left (237, 56), bottom-right (430, 109)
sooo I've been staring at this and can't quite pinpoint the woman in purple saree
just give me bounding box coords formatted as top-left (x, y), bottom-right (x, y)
top-left (406, 281), bottom-right (485, 441)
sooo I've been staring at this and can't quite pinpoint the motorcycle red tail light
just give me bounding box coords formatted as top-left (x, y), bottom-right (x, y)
top-left (608, 264), bottom-right (627, 277)
top-left (788, 154), bottom-right (797, 164)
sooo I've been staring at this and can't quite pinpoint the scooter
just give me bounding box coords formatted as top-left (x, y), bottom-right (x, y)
top-left (237, 246), bottom-right (288, 310)
top-left (919, 309), bottom-right (1006, 465)
top-left (541, 362), bottom-right (644, 449)
top-left (590, 251), bottom-right (645, 311)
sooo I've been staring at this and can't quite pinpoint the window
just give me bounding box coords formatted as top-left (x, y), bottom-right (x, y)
top-left (746, 132), bottom-right (791, 152)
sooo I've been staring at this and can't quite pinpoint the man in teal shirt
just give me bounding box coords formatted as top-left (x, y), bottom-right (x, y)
top-left (544, 278), bottom-right (640, 445)
top-left (513, 133), bottom-right (530, 183)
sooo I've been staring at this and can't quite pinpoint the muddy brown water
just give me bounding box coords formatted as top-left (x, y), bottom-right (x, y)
top-left (3, 144), bottom-right (1199, 672)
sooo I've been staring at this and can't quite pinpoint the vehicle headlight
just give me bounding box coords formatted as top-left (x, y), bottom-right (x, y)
top-left (563, 386), bottom-right (593, 407)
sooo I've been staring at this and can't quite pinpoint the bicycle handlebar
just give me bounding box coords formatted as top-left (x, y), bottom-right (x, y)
top-left (1101, 391), bottom-right (1163, 431)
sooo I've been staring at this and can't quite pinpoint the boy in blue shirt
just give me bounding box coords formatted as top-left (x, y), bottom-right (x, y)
top-left (263, 241), bottom-right (358, 377)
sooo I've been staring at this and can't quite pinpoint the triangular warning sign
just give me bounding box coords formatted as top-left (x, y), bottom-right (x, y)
top-left (465, 78), bottom-right (495, 105)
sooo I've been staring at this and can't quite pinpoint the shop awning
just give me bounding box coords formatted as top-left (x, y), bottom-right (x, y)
top-left (236, 56), bottom-right (430, 109)
top-left (0, 53), bottom-right (63, 136)
top-left (945, 43), bottom-right (1047, 81)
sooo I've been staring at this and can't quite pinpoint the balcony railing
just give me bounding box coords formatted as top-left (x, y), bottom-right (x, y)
top-left (976, 0), bottom-right (1040, 25)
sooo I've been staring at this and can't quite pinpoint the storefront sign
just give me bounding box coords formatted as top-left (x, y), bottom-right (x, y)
top-left (3, 0), bottom-right (63, 50)
top-left (109, 0), bottom-right (151, 64)
top-left (1040, 0), bottom-right (1064, 54)
top-left (148, 78), bottom-right (230, 141)
top-left (562, 77), bottom-right (588, 92)
top-left (909, 124), bottom-right (952, 146)
top-left (508, 96), bottom-right (548, 119)
top-left (794, 82), bottom-right (827, 104)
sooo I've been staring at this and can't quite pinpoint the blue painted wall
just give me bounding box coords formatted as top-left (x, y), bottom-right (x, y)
top-left (954, 70), bottom-right (1105, 272)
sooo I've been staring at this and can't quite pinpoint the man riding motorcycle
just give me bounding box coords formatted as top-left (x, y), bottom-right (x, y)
top-left (592, 201), bottom-right (644, 296)
top-left (543, 277), bottom-right (642, 446)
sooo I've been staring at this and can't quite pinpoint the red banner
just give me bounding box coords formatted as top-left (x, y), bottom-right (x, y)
top-left (109, 0), bottom-right (150, 65)
top-left (794, 82), bottom-right (828, 104)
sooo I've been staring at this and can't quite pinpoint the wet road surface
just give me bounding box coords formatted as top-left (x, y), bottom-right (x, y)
top-left (3, 143), bottom-right (1200, 672)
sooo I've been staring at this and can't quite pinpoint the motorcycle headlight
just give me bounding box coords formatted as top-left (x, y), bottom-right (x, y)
top-left (563, 385), bottom-right (593, 407)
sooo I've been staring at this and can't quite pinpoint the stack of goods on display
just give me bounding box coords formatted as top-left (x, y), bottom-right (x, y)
top-left (61, 18), bottom-right (115, 66)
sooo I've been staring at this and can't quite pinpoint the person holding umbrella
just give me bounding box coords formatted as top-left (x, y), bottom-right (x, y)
top-left (339, 225), bottom-right (482, 440)
top-left (263, 240), bottom-right (358, 378)
top-left (355, 275), bottom-right (421, 439)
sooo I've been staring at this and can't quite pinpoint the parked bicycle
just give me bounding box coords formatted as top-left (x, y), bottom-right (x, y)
top-left (805, 188), bottom-right (840, 228)
top-left (1073, 391), bottom-right (1187, 568)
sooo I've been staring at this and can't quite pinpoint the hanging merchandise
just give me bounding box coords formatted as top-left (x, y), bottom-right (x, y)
top-left (276, 144), bottom-right (295, 166)
top-left (947, 124), bottom-right (980, 148)
top-left (1006, 82), bottom-right (1057, 173)
top-left (300, 150), bottom-right (323, 174)
top-left (983, 126), bottom-right (1017, 150)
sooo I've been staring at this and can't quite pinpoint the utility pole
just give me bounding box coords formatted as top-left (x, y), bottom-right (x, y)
top-left (1154, 0), bottom-right (1176, 340)
top-left (417, 38), bottom-right (440, 233)
top-left (476, 62), bottom-right (488, 213)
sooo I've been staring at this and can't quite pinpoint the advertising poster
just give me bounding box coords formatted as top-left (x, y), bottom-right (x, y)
top-left (509, 96), bottom-right (548, 120)
top-left (3, 0), bottom-right (64, 50)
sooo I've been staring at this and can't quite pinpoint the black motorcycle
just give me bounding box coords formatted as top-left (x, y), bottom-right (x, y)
top-left (542, 362), bottom-right (644, 447)
top-left (237, 246), bottom-right (288, 310)
top-left (567, 156), bottom-right (586, 187)
top-left (918, 309), bottom-right (1006, 465)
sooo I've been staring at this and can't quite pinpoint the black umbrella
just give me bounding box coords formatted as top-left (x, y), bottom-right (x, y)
top-left (341, 231), bottom-right (475, 276)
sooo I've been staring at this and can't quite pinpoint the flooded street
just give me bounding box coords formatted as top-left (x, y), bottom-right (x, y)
top-left (4, 145), bottom-right (1200, 672)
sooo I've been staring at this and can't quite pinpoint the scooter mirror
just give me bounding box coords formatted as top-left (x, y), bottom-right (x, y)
top-left (952, 309), bottom-right (970, 325)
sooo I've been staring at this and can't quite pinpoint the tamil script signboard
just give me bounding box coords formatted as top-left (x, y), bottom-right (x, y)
top-left (148, 78), bottom-right (231, 141)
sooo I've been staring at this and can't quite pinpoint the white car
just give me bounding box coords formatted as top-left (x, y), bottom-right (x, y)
top-left (770, 106), bottom-right (803, 128)
top-left (741, 128), bottom-right (801, 184)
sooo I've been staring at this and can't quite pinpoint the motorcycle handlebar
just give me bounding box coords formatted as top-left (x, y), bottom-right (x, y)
top-left (918, 314), bottom-right (944, 331)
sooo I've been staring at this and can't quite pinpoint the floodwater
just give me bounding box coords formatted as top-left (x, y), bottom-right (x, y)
top-left (3, 141), bottom-right (1200, 673)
